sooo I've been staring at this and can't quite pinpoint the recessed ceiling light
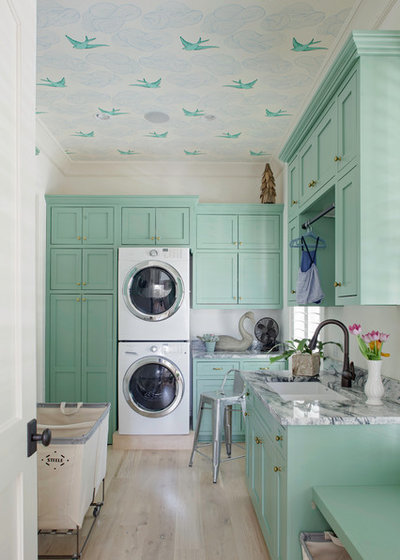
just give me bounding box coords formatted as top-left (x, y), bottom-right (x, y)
top-left (95, 112), bottom-right (110, 121)
top-left (144, 111), bottom-right (170, 123)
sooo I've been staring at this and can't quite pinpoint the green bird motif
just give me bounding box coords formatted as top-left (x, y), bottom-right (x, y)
top-left (250, 150), bottom-right (270, 156)
top-left (35, 110), bottom-right (47, 114)
top-left (292, 37), bottom-right (327, 52)
top-left (182, 108), bottom-right (204, 117)
top-left (65, 150), bottom-right (75, 155)
top-left (146, 132), bottom-right (168, 138)
top-left (223, 79), bottom-right (257, 89)
top-left (98, 107), bottom-right (129, 116)
top-left (217, 132), bottom-right (241, 139)
top-left (184, 149), bottom-right (204, 155)
top-left (72, 131), bottom-right (94, 137)
top-left (180, 36), bottom-right (219, 51)
top-left (37, 77), bottom-right (66, 88)
top-left (265, 108), bottom-right (291, 117)
top-left (130, 78), bottom-right (161, 88)
top-left (66, 34), bottom-right (109, 49)
top-left (117, 149), bottom-right (138, 155)
top-left (35, 147), bottom-right (40, 156)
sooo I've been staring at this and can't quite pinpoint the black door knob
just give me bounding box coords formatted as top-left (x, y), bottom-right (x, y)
top-left (27, 419), bottom-right (52, 457)
top-left (31, 428), bottom-right (52, 447)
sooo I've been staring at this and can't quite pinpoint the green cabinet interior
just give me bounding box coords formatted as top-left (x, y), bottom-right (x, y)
top-left (281, 31), bottom-right (400, 306)
top-left (121, 207), bottom-right (190, 245)
top-left (192, 358), bottom-right (285, 443)
top-left (245, 386), bottom-right (400, 560)
top-left (193, 204), bottom-right (283, 309)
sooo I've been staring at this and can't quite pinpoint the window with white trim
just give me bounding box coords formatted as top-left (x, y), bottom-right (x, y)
top-left (291, 306), bottom-right (324, 341)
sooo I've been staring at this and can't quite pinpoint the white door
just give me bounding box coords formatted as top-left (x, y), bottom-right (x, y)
top-left (0, 0), bottom-right (38, 557)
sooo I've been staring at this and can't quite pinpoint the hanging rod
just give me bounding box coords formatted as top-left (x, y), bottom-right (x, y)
top-left (301, 203), bottom-right (335, 230)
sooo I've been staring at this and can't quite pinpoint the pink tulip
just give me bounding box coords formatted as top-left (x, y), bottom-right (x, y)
top-left (349, 324), bottom-right (362, 336)
top-left (361, 333), bottom-right (372, 343)
top-left (379, 332), bottom-right (390, 342)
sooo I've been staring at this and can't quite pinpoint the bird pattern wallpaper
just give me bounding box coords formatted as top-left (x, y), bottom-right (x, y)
top-left (36, 0), bottom-right (357, 162)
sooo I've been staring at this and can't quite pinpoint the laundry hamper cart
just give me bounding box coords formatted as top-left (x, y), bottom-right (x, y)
top-left (300, 532), bottom-right (352, 560)
top-left (37, 402), bottom-right (110, 559)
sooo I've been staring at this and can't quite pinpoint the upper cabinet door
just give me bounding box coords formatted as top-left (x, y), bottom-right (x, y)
top-left (239, 215), bottom-right (281, 251)
top-left (51, 207), bottom-right (82, 245)
top-left (335, 166), bottom-right (359, 302)
top-left (121, 207), bottom-right (155, 245)
top-left (239, 253), bottom-right (281, 307)
top-left (337, 71), bottom-right (358, 173)
top-left (194, 252), bottom-right (238, 305)
top-left (156, 208), bottom-right (189, 245)
top-left (83, 207), bottom-right (114, 244)
top-left (288, 157), bottom-right (299, 218)
top-left (83, 249), bottom-right (114, 290)
top-left (299, 136), bottom-right (317, 205)
top-left (315, 103), bottom-right (337, 189)
top-left (196, 214), bottom-right (237, 249)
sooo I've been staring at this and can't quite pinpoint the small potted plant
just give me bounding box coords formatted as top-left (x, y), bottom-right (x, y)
top-left (198, 333), bottom-right (219, 353)
top-left (270, 338), bottom-right (343, 376)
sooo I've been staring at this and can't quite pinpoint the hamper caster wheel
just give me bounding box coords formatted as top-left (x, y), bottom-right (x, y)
top-left (93, 505), bottom-right (100, 517)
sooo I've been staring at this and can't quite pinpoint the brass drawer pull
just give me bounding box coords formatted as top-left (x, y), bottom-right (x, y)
top-left (273, 466), bottom-right (282, 472)
top-left (334, 281), bottom-right (342, 287)
top-left (213, 367), bottom-right (223, 370)
top-left (275, 435), bottom-right (283, 442)
top-left (259, 367), bottom-right (270, 370)
top-left (76, 282), bottom-right (81, 286)
top-left (156, 237), bottom-right (160, 240)
top-left (334, 155), bottom-right (342, 161)
top-left (291, 200), bottom-right (298, 205)
top-left (244, 412), bottom-right (248, 416)
top-left (255, 437), bottom-right (262, 445)
top-left (82, 282), bottom-right (87, 286)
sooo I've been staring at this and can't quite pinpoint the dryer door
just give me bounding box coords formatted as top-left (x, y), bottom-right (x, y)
top-left (123, 356), bottom-right (184, 417)
top-left (122, 260), bottom-right (184, 321)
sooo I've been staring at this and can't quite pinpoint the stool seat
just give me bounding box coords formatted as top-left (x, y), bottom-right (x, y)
top-left (188, 369), bottom-right (246, 483)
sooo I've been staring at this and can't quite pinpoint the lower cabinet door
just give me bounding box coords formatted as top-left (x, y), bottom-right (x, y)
top-left (81, 295), bottom-right (114, 403)
top-left (48, 294), bottom-right (82, 402)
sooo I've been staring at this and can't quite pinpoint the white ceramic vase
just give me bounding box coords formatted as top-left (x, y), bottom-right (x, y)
top-left (364, 360), bottom-right (384, 406)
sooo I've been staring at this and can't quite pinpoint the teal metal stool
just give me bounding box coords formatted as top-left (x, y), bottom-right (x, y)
top-left (189, 369), bottom-right (246, 483)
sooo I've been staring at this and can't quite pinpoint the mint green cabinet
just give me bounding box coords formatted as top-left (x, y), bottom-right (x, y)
top-left (50, 207), bottom-right (114, 245)
top-left (121, 207), bottom-right (189, 245)
top-left (299, 136), bottom-right (316, 205)
top-left (48, 294), bottom-right (115, 434)
top-left (193, 205), bottom-right (283, 309)
top-left (337, 71), bottom-right (358, 173)
top-left (50, 248), bottom-right (114, 291)
top-left (288, 218), bottom-right (300, 305)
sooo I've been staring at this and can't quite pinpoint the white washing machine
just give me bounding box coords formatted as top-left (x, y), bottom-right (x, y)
top-left (118, 341), bottom-right (190, 435)
top-left (118, 247), bottom-right (190, 341)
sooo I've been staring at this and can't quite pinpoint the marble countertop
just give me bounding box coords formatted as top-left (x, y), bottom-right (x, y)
top-left (241, 369), bottom-right (400, 426)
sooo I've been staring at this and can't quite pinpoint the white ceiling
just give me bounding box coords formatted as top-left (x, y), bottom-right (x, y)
top-left (36, 0), bottom-right (360, 163)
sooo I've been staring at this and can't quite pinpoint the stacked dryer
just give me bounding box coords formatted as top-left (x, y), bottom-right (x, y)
top-left (118, 248), bottom-right (190, 435)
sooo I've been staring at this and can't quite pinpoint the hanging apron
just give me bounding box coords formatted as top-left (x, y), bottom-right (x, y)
top-left (296, 236), bottom-right (324, 305)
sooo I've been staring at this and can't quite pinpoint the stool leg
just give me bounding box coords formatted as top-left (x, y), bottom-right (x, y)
top-left (189, 398), bottom-right (205, 467)
top-left (212, 400), bottom-right (223, 483)
top-left (224, 405), bottom-right (233, 458)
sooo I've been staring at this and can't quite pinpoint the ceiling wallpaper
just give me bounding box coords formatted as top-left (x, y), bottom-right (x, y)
top-left (36, 0), bottom-right (357, 162)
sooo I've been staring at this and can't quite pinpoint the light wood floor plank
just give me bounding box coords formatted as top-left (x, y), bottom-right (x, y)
top-left (39, 447), bottom-right (271, 560)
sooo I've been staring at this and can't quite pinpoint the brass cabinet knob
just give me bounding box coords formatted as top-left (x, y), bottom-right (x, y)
top-left (77, 236), bottom-right (81, 240)
top-left (334, 281), bottom-right (342, 287)
top-left (273, 466), bottom-right (282, 472)
top-left (275, 435), bottom-right (283, 442)
top-left (76, 297), bottom-right (80, 302)
top-left (151, 236), bottom-right (155, 240)
top-left (246, 391), bottom-right (250, 396)
top-left (291, 290), bottom-right (296, 294)
top-left (156, 237), bottom-right (160, 240)
top-left (233, 296), bottom-right (237, 300)
top-left (82, 297), bottom-right (86, 302)
top-left (244, 412), bottom-right (248, 416)
top-left (255, 436), bottom-right (262, 445)
top-left (239, 241), bottom-right (242, 245)
top-left (82, 282), bottom-right (86, 286)
top-left (239, 296), bottom-right (242, 301)
top-left (233, 241), bottom-right (237, 245)
top-left (334, 155), bottom-right (342, 161)
top-left (83, 236), bottom-right (87, 240)
top-left (77, 282), bottom-right (81, 286)
top-left (291, 200), bottom-right (298, 205)
top-left (311, 180), bottom-right (316, 186)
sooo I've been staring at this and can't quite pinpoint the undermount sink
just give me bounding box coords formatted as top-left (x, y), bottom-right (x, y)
top-left (265, 381), bottom-right (348, 402)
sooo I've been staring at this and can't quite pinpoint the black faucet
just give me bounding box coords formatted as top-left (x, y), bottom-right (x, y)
top-left (308, 319), bottom-right (356, 388)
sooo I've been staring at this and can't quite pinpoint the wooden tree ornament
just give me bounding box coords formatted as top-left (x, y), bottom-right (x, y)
top-left (260, 163), bottom-right (276, 204)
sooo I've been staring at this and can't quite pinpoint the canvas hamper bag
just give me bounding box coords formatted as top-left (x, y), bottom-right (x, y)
top-left (300, 532), bottom-right (352, 560)
top-left (37, 402), bottom-right (110, 530)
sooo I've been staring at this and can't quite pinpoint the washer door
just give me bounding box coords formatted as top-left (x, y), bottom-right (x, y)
top-left (123, 260), bottom-right (184, 321)
top-left (123, 357), bottom-right (184, 418)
